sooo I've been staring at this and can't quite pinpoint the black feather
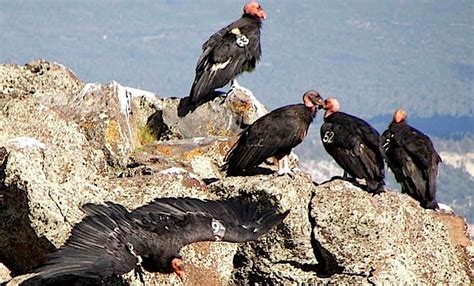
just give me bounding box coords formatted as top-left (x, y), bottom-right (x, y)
top-left (23, 197), bottom-right (287, 284)
top-left (223, 104), bottom-right (316, 175)
top-left (381, 121), bottom-right (441, 209)
top-left (180, 14), bottom-right (263, 117)
top-left (321, 112), bottom-right (385, 194)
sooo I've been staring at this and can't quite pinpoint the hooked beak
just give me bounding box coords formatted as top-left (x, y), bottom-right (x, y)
top-left (320, 99), bottom-right (328, 110)
top-left (260, 11), bottom-right (267, 20)
top-left (316, 98), bottom-right (325, 110)
top-left (171, 258), bottom-right (185, 281)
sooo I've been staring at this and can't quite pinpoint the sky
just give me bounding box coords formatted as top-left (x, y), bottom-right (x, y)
top-left (1, 0), bottom-right (473, 120)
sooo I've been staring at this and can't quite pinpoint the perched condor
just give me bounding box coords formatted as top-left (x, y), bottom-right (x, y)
top-left (320, 98), bottom-right (385, 194)
top-left (178, 1), bottom-right (266, 117)
top-left (23, 197), bottom-right (288, 285)
top-left (381, 109), bottom-right (442, 209)
top-left (222, 90), bottom-right (324, 176)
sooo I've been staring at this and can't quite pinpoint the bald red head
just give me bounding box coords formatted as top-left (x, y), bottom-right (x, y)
top-left (303, 90), bottom-right (324, 113)
top-left (171, 258), bottom-right (185, 281)
top-left (392, 109), bottom-right (407, 123)
top-left (323, 97), bottom-right (340, 117)
top-left (244, 1), bottom-right (266, 20)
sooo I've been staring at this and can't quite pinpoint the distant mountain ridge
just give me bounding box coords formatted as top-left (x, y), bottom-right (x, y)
top-left (1, 1), bottom-right (472, 119)
top-left (369, 115), bottom-right (474, 140)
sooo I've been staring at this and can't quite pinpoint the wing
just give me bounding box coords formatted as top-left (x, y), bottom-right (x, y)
top-left (396, 125), bottom-right (441, 170)
top-left (190, 17), bottom-right (261, 103)
top-left (131, 197), bottom-right (288, 247)
top-left (31, 203), bottom-right (140, 282)
top-left (386, 124), bottom-right (440, 208)
top-left (321, 114), bottom-right (384, 181)
top-left (223, 106), bottom-right (309, 175)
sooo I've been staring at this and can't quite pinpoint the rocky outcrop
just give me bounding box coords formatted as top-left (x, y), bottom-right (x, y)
top-left (1, 61), bottom-right (472, 285)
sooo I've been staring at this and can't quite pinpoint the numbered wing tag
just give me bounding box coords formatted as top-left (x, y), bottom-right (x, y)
top-left (322, 131), bottom-right (335, 144)
top-left (211, 218), bottom-right (226, 240)
top-left (231, 28), bottom-right (249, 48)
top-left (236, 35), bottom-right (249, 47)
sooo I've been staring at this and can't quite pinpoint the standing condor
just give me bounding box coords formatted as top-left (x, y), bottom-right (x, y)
top-left (381, 109), bottom-right (442, 209)
top-left (222, 90), bottom-right (324, 176)
top-left (24, 197), bottom-right (288, 285)
top-left (320, 98), bottom-right (385, 194)
top-left (178, 1), bottom-right (266, 116)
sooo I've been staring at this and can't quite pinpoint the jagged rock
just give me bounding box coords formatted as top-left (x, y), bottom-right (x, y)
top-left (209, 174), bottom-right (321, 283)
top-left (0, 140), bottom-right (237, 285)
top-left (159, 84), bottom-right (267, 140)
top-left (0, 60), bottom-right (83, 98)
top-left (311, 179), bottom-right (472, 285)
top-left (209, 176), bottom-right (473, 284)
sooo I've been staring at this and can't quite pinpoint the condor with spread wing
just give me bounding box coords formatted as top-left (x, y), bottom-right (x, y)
top-left (321, 98), bottom-right (385, 194)
top-left (23, 197), bottom-right (288, 285)
top-left (381, 109), bottom-right (441, 209)
top-left (179, 2), bottom-right (266, 116)
top-left (222, 90), bottom-right (323, 176)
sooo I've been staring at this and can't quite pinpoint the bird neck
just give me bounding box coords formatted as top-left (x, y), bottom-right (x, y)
top-left (241, 14), bottom-right (262, 28)
top-left (324, 110), bottom-right (338, 118)
top-left (390, 120), bottom-right (406, 129)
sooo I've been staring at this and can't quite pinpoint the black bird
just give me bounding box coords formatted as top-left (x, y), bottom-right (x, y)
top-left (23, 197), bottom-right (288, 285)
top-left (178, 1), bottom-right (266, 117)
top-left (222, 90), bottom-right (324, 176)
top-left (320, 98), bottom-right (385, 194)
top-left (381, 109), bottom-right (442, 209)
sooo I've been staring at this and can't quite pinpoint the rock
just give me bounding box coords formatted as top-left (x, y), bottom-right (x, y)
top-left (0, 60), bottom-right (83, 98)
top-left (130, 136), bottom-right (232, 181)
top-left (209, 176), bottom-right (473, 284)
top-left (311, 179), bottom-right (472, 285)
top-left (209, 174), bottom-right (320, 284)
top-left (160, 84), bottom-right (267, 140)
top-left (0, 141), bottom-right (237, 284)
top-left (0, 60), bottom-right (472, 285)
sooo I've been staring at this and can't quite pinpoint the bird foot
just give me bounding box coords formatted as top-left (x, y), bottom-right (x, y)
top-left (229, 79), bottom-right (252, 96)
top-left (219, 96), bottom-right (227, 105)
top-left (276, 167), bottom-right (297, 178)
top-left (126, 242), bottom-right (145, 284)
top-left (134, 265), bottom-right (146, 285)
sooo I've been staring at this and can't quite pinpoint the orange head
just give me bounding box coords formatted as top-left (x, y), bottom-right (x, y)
top-left (323, 97), bottom-right (340, 117)
top-left (243, 1), bottom-right (266, 20)
top-left (392, 108), bottom-right (407, 123)
top-left (171, 257), bottom-right (185, 281)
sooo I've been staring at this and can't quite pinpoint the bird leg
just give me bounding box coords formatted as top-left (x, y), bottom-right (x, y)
top-left (126, 242), bottom-right (145, 284)
top-left (277, 156), bottom-right (294, 177)
top-left (229, 79), bottom-right (253, 96)
top-left (230, 79), bottom-right (240, 90)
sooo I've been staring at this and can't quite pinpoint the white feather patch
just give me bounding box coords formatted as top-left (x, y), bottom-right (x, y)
top-left (211, 58), bottom-right (231, 72)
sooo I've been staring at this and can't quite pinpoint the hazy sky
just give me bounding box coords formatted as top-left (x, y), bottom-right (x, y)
top-left (1, 1), bottom-right (473, 118)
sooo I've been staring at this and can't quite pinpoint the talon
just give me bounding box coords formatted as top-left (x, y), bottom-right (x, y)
top-left (134, 265), bottom-right (145, 284)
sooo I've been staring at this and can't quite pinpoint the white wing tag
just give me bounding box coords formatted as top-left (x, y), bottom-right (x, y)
top-left (211, 219), bottom-right (226, 240)
top-left (231, 28), bottom-right (249, 48)
top-left (323, 131), bottom-right (335, 143)
top-left (236, 35), bottom-right (249, 47)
